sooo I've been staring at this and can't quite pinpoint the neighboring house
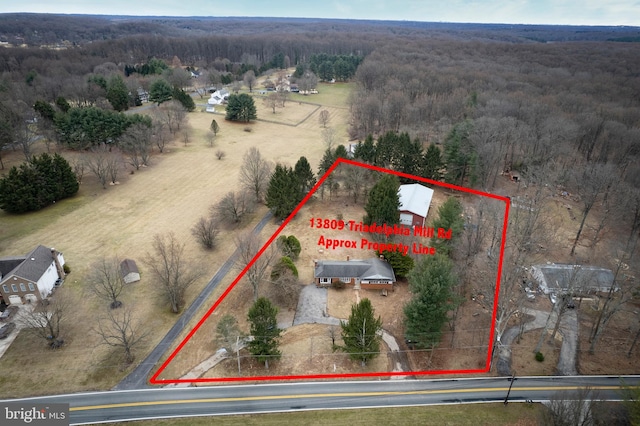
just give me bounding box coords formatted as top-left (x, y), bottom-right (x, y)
top-left (398, 183), bottom-right (434, 228)
top-left (531, 264), bottom-right (616, 300)
top-left (314, 257), bottom-right (396, 291)
top-left (207, 89), bottom-right (230, 106)
top-left (0, 246), bottom-right (65, 306)
top-left (137, 88), bottom-right (149, 103)
top-left (120, 259), bottom-right (140, 284)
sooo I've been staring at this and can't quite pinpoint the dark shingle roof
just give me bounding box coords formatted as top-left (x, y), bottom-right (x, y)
top-left (314, 258), bottom-right (395, 282)
top-left (1, 245), bottom-right (54, 283)
top-left (120, 259), bottom-right (139, 277)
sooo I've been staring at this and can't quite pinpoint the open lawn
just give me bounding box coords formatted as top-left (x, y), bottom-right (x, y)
top-left (0, 87), bottom-right (351, 397)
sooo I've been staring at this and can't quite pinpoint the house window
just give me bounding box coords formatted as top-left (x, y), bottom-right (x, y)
top-left (11, 284), bottom-right (18, 292)
top-left (340, 277), bottom-right (352, 283)
top-left (28, 283), bottom-right (35, 291)
top-left (20, 283), bottom-right (26, 292)
top-left (319, 278), bottom-right (331, 284)
top-left (2, 284), bottom-right (8, 293)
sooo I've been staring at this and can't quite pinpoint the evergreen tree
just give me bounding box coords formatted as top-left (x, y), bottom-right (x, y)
top-left (334, 144), bottom-right (348, 159)
top-left (404, 254), bottom-right (458, 349)
top-left (106, 75), bottom-right (130, 112)
top-left (443, 121), bottom-right (477, 186)
top-left (376, 250), bottom-right (414, 279)
top-left (374, 131), bottom-right (398, 168)
top-left (277, 235), bottom-right (301, 260)
top-left (354, 134), bottom-right (376, 163)
top-left (33, 100), bottom-right (56, 122)
top-left (394, 134), bottom-right (423, 182)
top-left (225, 93), bottom-right (257, 122)
top-left (422, 143), bottom-right (443, 181)
top-left (340, 298), bottom-right (382, 366)
top-left (266, 164), bottom-right (300, 220)
top-left (0, 153), bottom-right (78, 213)
top-left (247, 297), bottom-right (281, 368)
top-left (294, 156), bottom-right (316, 196)
top-left (363, 174), bottom-right (400, 226)
top-left (149, 79), bottom-right (173, 105)
top-left (318, 148), bottom-right (337, 199)
top-left (431, 197), bottom-right (465, 256)
top-left (172, 87), bottom-right (196, 112)
top-left (210, 119), bottom-right (220, 136)
top-left (270, 256), bottom-right (298, 280)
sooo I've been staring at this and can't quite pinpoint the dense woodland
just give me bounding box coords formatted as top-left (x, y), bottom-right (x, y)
top-left (1, 14), bottom-right (640, 365)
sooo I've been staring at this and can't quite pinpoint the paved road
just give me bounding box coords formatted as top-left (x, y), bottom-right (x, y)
top-left (4, 375), bottom-right (638, 425)
top-left (115, 211), bottom-right (273, 390)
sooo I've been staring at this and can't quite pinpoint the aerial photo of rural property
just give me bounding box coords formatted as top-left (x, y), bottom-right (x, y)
top-left (0, 1), bottom-right (639, 425)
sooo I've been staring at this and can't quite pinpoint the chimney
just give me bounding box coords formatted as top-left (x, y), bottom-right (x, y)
top-left (51, 248), bottom-right (65, 279)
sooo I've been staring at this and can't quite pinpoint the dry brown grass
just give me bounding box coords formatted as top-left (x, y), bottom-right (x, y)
top-left (0, 89), bottom-right (351, 397)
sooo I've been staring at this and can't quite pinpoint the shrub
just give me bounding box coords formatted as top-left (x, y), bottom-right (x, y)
top-left (535, 351), bottom-right (545, 362)
top-left (333, 280), bottom-right (346, 290)
top-left (63, 264), bottom-right (71, 274)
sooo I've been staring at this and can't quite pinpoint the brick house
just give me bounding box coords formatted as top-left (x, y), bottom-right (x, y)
top-left (314, 257), bottom-right (396, 291)
top-left (0, 246), bottom-right (65, 306)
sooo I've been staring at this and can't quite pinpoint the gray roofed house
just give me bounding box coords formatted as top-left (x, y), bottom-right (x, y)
top-left (0, 245), bottom-right (66, 306)
top-left (531, 264), bottom-right (616, 300)
top-left (314, 257), bottom-right (396, 291)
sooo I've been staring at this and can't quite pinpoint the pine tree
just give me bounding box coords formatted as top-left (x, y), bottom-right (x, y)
top-left (404, 254), bottom-right (457, 349)
top-left (225, 93), bottom-right (257, 122)
top-left (149, 79), bottom-right (173, 105)
top-left (431, 197), bottom-right (465, 256)
top-left (443, 121), bottom-right (477, 186)
top-left (106, 75), bottom-right (130, 112)
top-left (294, 156), bottom-right (316, 196)
top-left (334, 144), bottom-right (348, 159)
top-left (247, 297), bottom-right (281, 369)
top-left (340, 298), bottom-right (382, 366)
top-left (318, 148), bottom-right (337, 199)
top-left (394, 133), bottom-right (423, 183)
top-left (353, 134), bottom-right (376, 163)
top-left (363, 174), bottom-right (400, 226)
top-left (172, 87), bottom-right (196, 112)
top-left (266, 164), bottom-right (300, 220)
top-left (422, 143), bottom-right (443, 181)
top-left (376, 250), bottom-right (414, 279)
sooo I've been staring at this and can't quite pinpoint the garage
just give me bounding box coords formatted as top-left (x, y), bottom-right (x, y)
top-left (8, 295), bottom-right (22, 305)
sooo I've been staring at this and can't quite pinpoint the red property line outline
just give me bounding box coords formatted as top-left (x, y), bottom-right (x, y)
top-left (150, 158), bottom-right (510, 384)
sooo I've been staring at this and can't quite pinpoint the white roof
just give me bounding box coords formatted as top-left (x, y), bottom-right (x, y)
top-left (398, 184), bottom-right (434, 219)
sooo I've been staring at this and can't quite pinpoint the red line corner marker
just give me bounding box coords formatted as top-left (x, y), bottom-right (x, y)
top-left (150, 158), bottom-right (510, 385)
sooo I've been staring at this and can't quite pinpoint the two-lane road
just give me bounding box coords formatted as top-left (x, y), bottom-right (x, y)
top-left (4, 376), bottom-right (638, 424)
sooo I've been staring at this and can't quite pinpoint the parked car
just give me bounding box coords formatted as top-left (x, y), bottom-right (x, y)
top-left (0, 305), bottom-right (18, 322)
top-left (0, 322), bottom-right (16, 339)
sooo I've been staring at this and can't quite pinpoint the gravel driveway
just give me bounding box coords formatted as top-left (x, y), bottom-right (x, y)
top-left (293, 285), bottom-right (340, 326)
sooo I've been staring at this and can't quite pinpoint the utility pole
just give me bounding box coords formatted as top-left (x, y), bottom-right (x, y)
top-left (504, 373), bottom-right (516, 405)
top-left (236, 335), bottom-right (241, 374)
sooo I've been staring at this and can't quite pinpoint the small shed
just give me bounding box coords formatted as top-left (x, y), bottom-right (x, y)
top-left (398, 183), bottom-right (434, 228)
top-left (120, 259), bottom-right (140, 284)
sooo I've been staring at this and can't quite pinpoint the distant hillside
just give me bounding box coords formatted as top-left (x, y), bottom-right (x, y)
top-left (0, 13), bottom-right (639, 46)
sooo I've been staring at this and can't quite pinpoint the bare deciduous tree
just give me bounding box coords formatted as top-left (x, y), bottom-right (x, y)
top-left (570, 162), bottom-right (616, 256)
top-left (263, 93), bottom-right (280, 114)
top-left (120, 123), bottom-right (152, 170)
top-left (19, 292), bottom-right (70, 349)
top-left (152, 120), bottom-right (171, 153)
top-left (239, 147), bottom-right (272, 203)
top-left (89, 257), bottom-right (125, 309)
top-left (144, 232), bottom-right (203, 313)
top-left (215, 149), bottom-right (226, 160)
top-left (243, 70), bottom-right (256, 92)
top-left (153, 100), bottom-right (186, 136)
top-left (235, 233), bottom-right (280, 301)
top-left (94, 307), bottom-right (149, 365)
top-left (540, 387), bottom-right (598, 426)
top-left (215, 313), bottom-right (242, 352)
top-left (269, 270), bottom-right (301, 309)
top-left (318, 109), bottom-right (330, 128)
top-left (213, 191), bottom-right (255, 225)
top-left (86, 146), bottom-right (118, 189)
top-left (191, 216), bottom-right (220, 250)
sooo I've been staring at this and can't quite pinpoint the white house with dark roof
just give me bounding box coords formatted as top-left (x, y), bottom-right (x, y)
top-left (314, 257), bottom-right (396, 291)
top-left (398, 183), bottom-right (434, 228)
top-left (0, 246), bottom-right (65, 306)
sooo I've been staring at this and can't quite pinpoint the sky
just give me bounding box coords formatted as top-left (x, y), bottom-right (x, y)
top-left (0, 0), bottom-right (638, 26)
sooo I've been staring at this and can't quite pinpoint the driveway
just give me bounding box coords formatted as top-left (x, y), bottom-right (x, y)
top-left (292, 285), bottom-right (340, 326)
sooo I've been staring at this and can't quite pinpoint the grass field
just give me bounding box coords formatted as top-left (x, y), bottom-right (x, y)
top-left (108, 403), bottom-right (542, 425)
top-left (0, 83), bottom-right (353, 398)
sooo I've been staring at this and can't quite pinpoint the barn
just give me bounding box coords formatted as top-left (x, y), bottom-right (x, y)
top-left (398, 183), bottom-right (434, 228)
